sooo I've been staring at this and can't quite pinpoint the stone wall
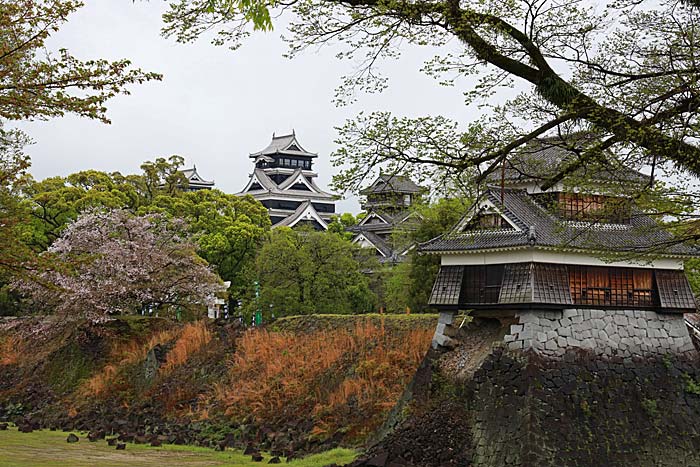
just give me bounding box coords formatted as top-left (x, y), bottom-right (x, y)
top-left (469, 348), bottom-right (700, 467)
top-left (503, 309), bottom-right (696, 358)
top-left (351, 338), bottom-right (700, 467)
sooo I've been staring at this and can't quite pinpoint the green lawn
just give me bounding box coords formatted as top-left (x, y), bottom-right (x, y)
top-left (0, 427), bottom-right (357, 467)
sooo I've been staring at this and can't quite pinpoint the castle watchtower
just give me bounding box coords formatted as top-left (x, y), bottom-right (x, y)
top-left (421, 135), bottom-right (698, 356)
top-left (351, 174), bottom-right (425, 263)
top-left (180, 166), bottom-right (215, 191)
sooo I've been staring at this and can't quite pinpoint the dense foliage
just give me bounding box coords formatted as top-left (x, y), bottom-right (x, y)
top-left (17, 158), bottom-right (271, 292)
top-left (254, 227), bottom-right (375, 316)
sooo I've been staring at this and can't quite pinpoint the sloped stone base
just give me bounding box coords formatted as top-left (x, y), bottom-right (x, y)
top-left (350, 319), bottom-right (700, 467)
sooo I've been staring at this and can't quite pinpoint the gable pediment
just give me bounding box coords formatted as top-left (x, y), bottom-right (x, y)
top-left (455, 199), bottom-right (520, 233)
top-left (359, 212), bottom-right (390, 227)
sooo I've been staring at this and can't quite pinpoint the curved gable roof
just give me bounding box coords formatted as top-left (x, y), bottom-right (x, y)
top-left (360, 173), bottom-right (424, 195)
top-left (420, 186), bottom-right (697, 257)
top-left (250, 132), bottom-right (318, 158)
top-left (486, 134), bottom-right (650, 186)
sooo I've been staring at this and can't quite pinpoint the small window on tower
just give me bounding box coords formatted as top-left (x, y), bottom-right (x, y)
top-left (464, 212), bottom-right (510, 231)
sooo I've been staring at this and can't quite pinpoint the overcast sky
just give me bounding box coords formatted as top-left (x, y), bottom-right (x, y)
top-left (14, 1), bottom-right (473, 214)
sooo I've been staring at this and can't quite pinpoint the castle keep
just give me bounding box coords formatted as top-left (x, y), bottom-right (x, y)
top-left (238, 132), bottom-right (336, 230)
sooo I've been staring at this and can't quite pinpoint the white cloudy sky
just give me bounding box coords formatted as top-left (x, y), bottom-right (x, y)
top-left (14, 1), bottom-right (474, 213)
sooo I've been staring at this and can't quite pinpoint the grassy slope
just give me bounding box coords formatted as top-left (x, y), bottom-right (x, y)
top-left (0, 427), bottom-right (357, 467)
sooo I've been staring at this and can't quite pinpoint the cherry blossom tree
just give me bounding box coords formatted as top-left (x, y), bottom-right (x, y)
top-left (15, 209), bottom-right (224, 322)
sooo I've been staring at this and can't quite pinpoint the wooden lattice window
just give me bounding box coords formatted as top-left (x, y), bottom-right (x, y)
top-left (568, 266), bottom-right (656, 307)
top-left (557, 193), bottom-right (631, 224)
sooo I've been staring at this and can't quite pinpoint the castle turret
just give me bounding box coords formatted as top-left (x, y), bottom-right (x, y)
top-left (421, 135), bottom-right (698, 356)
top-left (180, 165), bottom-right (215, 191)
top-left (351, 173), bottom-right (425, 263)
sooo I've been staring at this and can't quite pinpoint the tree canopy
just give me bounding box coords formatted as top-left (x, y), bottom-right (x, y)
top-left (14, 209), bottom-right (225, 323)
top-left (162, 0), bottom-right (700, 193)
top-left (0, 130), bottom-right (33, 277)
top-left (19, 160), bottom-right (271, 291)
top-left (254, 227), bottom-right (375, 316)
top-left (148, 188), bottom-right (271, 293)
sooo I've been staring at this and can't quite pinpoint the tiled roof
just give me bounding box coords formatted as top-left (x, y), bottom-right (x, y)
top-left (353, 230), bottom-right (410, 264)
top-left (244, 168), bottom-right (334, 199)
top-left (273, 200), bottom-right (328, 229)
top-left (420, 187), bottom-right (697, 257)
top-left (360, 174), bottom-right (424, 195)
top-left (486, 135), bottom-right (650, 185)
top-left (250, 132), bottom-right (317, 158)
top-left (180, 166), bottom-right (214, 185)
top-left (357, 230), bottom-right (394, 257)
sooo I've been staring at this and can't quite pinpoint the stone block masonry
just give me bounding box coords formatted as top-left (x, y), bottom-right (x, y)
top-left (505, 308), bottom-right (696, 358)
top-left (432, 312), bottom-right (458, 349)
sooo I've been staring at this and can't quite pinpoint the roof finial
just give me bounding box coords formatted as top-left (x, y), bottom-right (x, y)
top-left (193, 163), bottom-right (196, 170)
top-left (273, 131), bottom-right (276, 138)
top-left (292, 128), bottom-right (295, 136)
top-left (528, 226), bottom-right (537, 245)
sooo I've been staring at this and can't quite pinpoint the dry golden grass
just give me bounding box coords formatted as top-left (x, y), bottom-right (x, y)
top-left (79, 322), bottom-right (210, 398)
top-left (82, 364), bottom-right (117, 397)
top-left (0, 335), bottom-right (22, 366)
top-left (161, 321), bottom-right (212, 373)
top-left (213, 320), bottom-right (432, 439)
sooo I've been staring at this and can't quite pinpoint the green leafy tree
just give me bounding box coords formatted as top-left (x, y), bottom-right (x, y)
top-left (148, 189), bottom-right (271, 297)
top-left (0, 129), bottom-right (33, 278)
top-left (327, 212), bottom-right (359, 240)
top-left (20, 156), bottom-right (196, 250)
top-left (21, 171), bottom-right (143, 250)
top-left (139, 156), bottom-right (189, 201)
top-left (1, 0), bottom-right (160, 123)
top-left (255, 227), bottom-right (375, 316)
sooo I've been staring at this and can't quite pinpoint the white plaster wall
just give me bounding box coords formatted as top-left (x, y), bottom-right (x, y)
top-left (440, 250), bottom-right (683, 269)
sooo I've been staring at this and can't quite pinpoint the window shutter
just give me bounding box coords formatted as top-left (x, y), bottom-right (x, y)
top-left (429, 266), bottom-right (464, 306)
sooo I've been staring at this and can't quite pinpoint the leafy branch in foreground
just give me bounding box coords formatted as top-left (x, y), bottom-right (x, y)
top-left (0, 0), bottom-right (162, 123)
top-left (162, 0), bottom-right (700, 194)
